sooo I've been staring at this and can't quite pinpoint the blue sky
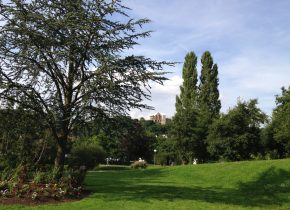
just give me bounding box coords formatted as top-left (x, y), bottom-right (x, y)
top-left (124, 0), bottom-right (290, 119)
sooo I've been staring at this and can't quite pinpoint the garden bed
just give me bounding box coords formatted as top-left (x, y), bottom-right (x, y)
top-left (0, 189), bottom-right (90, 206)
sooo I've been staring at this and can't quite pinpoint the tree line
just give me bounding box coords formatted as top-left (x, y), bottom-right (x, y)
top-left (1, 49), bottom-right (289, 171)
top-left (168, 51), bottom-right (290, 164)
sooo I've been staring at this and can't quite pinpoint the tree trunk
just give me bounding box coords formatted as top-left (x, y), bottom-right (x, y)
top-left (54, 137), bottom-right (67, 180)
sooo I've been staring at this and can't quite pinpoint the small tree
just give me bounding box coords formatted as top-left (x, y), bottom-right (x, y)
top-left (0, 0), bottom-right (170, 178)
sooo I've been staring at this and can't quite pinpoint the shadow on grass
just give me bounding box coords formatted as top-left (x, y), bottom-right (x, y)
top-left (85, 166), bottom-right (290, 208)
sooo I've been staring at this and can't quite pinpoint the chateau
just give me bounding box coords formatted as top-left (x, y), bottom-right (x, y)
top-left (149, 112), bottom-right (171, 125)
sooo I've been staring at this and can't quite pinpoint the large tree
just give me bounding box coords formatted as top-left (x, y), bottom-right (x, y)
top-left (207, 99), bottom-right (267, 161)
top-left (270, 86), bottom-right (290, 156)
top-left (171, 52), bottom-right (200, 163)
top-left (197, 51), bottom-right (221, 160)
top-left (0, 0), bottom-right (169, 177)
top-left (199, 51), bottom-right (221, 124)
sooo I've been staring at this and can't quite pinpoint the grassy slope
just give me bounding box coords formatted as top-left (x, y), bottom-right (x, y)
top-left (2, 159), bottom-right (290, 210)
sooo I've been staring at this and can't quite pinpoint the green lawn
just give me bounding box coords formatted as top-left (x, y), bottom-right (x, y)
top-left (2, 159), bottom-right (290, 210)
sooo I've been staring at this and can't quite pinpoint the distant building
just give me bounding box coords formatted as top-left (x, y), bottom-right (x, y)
top-left (149, 112), bottom-right (171, 125)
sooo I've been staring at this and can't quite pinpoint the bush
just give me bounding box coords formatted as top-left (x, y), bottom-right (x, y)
top-left (131, 160), bottom-right (147, 169)
top-left (61, 168), bottom-right (86, 187)
top-left (155, 152), bottom-right (176, 165)
top-left (68, 144), bottom-right (105, 170)
top-left (265, 149), bottom-right (281, 160)
top-left (32, 171), bottom-right (47, 184)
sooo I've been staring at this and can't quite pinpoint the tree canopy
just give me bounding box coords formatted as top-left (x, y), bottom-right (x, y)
top-left (207, 99), bottom-right (267, 161)
top-left (199, 51), bottom-right (221, 121)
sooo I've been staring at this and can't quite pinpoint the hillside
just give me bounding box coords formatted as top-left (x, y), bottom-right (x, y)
top-left (2, 159), bottom-right (290, 210)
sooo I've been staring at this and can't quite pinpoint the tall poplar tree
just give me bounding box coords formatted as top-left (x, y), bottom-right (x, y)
top-left (198, 51), bottom-right (221, 160)
top-left (199, 51), bottom-right (221, 121)
top-left (171, 51), bottom-right (221, 163)
top-left (171, 52), bottom-right (200, 163)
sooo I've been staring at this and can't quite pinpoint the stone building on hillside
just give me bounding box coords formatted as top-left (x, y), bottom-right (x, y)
top-left (149, 112), bottom-right (171, 125)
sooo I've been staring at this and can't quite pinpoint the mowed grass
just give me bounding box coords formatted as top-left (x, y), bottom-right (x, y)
top-left (2, 159), bottom-right (290, 210)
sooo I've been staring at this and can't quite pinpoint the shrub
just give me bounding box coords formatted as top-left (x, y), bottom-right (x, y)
top-left (61, 168), bottom-right (86, 187)
top-left (32, 171), bottom-right (47, 184)
top-left (265, 149), bottom-right (281, 160)
top-left (131, 160), bottom-right (147, 169)
top-left (68, 144), bottom-right (105, 170)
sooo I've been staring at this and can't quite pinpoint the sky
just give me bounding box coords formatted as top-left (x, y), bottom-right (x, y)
top-left (123, 0), bottom-right (290, 119)
top-left (2, 1), bottom-right (289, 119)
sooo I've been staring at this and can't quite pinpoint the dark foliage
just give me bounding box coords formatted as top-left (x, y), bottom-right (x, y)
top-left (0, 108), bottom-right (56, 169)
top-left (96, 116), bottom-right (155, 163)
top-left (68, 143), bottom-right (105, 170)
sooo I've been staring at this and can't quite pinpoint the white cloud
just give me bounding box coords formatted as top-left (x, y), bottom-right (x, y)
top-left (219, 50), bottom-right (290, 113)
top-left (151, 75), bottom-right (182, 95)
top-left (129, 75), bottom-right (182, 119)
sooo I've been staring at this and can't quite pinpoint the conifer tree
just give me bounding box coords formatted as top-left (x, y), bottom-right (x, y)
top-left (171, 52), bottom-right (200, 163)
top-left (0, 0), bottom-right (169, 178)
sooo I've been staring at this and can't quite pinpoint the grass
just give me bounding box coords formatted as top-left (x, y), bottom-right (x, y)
top-left (2, 159), bottom-right (290, 209)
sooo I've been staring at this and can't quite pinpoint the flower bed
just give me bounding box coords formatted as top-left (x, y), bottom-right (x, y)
top-left (0, 165), bottom-right (88, 203)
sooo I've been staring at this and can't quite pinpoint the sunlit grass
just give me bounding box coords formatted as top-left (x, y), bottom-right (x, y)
top-left (2, 159), bottom-right (290, 210)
